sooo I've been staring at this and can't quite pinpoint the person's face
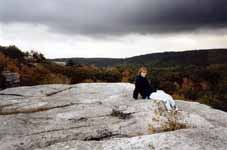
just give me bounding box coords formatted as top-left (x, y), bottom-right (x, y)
top-left (141, 71), bottom-right (147, 77)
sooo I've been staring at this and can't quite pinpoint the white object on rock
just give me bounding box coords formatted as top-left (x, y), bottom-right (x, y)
top-left (150, 90), bottom-right (177, 111)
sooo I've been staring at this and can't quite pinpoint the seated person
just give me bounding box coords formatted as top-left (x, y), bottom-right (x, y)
top-left (133, 66), bottom-right (178, 111)
top-left (133, 67), bottom-right (156, 99)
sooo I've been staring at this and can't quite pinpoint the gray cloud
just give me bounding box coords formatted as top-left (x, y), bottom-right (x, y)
top-left (0, 0), bottom-right (227, 36)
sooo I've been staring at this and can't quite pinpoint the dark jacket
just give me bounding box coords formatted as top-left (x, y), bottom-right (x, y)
top-left (133, 75), bottom-right (156, 99)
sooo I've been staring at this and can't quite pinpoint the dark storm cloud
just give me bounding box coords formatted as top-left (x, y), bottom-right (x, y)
top-left (0, 0), bottom-right (227, 36)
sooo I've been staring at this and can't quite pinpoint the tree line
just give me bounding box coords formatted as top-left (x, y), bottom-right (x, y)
top-left (1, 45), bottom-right (227, 111)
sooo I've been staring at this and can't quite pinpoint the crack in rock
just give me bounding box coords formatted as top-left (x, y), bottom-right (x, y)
top-left (110, 109), bottom-right (134, 120)
top-left (0, 86), bottom-right (75, 98)
top-left (0, 93), bottom-right (26, 97)
top-left (45, 87), bottom-right (73, 96)
top-left (28, 125), bottom-right (91, 136)
top-left (84, 129), bottom-right (128, 141)
top-left (0, 103), bottom-right (76, 115)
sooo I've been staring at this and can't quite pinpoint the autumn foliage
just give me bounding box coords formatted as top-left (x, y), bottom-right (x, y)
top-left (0, 45), bottom-right (227, 111)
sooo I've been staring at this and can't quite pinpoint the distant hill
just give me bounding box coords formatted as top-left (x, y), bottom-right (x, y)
top-left (51, 49), bottom-right (227, 67)
top-left (52, 57), bottom-right (124, 67)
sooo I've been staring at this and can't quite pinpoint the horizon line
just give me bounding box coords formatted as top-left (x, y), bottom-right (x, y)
top-left (49, 48), bottom-right (227, 60)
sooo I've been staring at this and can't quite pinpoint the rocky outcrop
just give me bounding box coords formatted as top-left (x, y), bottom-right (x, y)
top-left (0, 83), bottom-right (227, 150)
top-left (1, 70), bottom-right (20, 88)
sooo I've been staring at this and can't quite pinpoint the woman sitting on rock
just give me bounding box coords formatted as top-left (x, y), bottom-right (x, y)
top-left (133, 66), bottom-right (178, 111)
top-left (133, 67), bottom-right (156, 100)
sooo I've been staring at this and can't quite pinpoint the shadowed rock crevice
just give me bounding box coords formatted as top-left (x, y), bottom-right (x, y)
top-left (45, 87), bottom-right (73, 96)
top-left (0, 102), bottom-right (76, 115)
top-left (110, 109), bottom-right (134, 120)
top-left (84, 130), bottom-right (128, 141)
top-left (28, 125), bottom-right (91, 136)
top-left (0, 93), bottom-right (26, 97)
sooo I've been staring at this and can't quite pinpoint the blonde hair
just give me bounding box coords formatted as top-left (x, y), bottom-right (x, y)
top-left (137, 67), bottom-right (148, 75)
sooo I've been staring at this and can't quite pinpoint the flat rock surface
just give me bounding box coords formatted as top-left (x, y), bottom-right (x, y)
top-left (0, 83), bottom-right (227, 150)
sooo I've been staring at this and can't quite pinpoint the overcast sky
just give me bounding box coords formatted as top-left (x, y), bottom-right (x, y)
top-left (0, 0), bottom-right (227, 58)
